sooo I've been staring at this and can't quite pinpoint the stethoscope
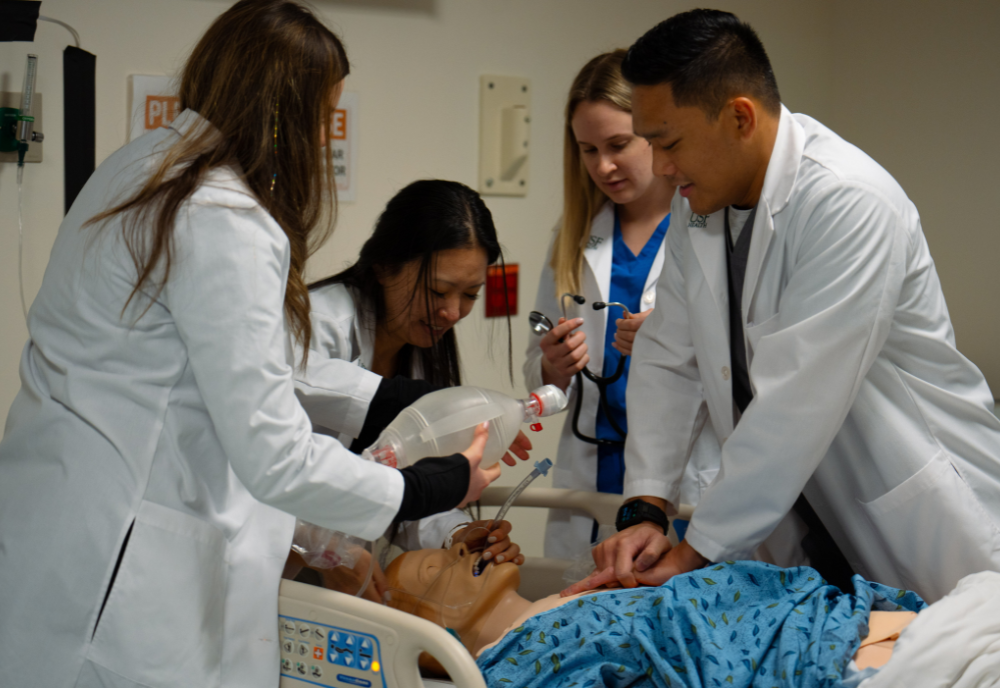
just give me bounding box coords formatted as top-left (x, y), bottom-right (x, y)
top-left (529, 293), bottom-right (632, 447)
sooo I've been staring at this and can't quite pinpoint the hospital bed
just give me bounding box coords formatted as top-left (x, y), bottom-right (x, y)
top-left (277, 487), bottom-right (694, 688)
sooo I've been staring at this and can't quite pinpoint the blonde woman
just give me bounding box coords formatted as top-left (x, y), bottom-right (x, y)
top-left (525, 50), bottom-right (718, 559)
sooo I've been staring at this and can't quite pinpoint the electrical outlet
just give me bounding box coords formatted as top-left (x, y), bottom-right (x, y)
top-left (0, 91), bottom-right (43, 163)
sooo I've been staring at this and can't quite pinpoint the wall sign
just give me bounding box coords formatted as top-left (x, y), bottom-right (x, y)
top-left (332, 91), bottom-right (358, 202)
top-left (128, 75), bottom-right (178, 142)
top-left (125, 78), bottom-right (358, 203)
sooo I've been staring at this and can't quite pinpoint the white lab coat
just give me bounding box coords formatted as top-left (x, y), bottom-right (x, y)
top-left (524, 203), bottom-right (721, 559)
top-left (296, 281), bottom-right (469, 549)
top-left (0, 110), bottom-right (404, 688)
top-left (625, 105), bottom-right (1000, 602)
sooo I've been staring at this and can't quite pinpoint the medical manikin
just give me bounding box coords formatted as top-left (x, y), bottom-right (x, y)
top-left (380, 543), bottom-right (927, 687)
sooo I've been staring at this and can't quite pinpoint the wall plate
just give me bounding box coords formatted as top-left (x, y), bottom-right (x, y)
top-left (0, 92), bottom-right (42, 163)
top-left (478, 75), bottom-right (529, 196)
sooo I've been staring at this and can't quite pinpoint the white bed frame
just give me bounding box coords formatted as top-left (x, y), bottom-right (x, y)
top-left (277, 488), bottom-right (694, 688)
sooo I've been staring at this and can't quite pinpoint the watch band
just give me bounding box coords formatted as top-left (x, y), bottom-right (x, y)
top-left (615, 500), bottom-right (669, 535)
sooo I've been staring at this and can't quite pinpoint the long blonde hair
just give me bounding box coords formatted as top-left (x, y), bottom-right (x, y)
top-left (551, 49), bottom-right (632, 298)
top-left (88, 0), bottom-right (347, 367)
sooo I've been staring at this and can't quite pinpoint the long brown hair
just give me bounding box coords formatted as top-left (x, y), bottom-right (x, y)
top-left (551, 49), bottom-right (631, 298)
top-left (89, 0), bottom-right (348, 365)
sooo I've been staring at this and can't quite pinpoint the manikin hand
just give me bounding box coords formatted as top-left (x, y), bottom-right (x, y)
top-left (451, 519), bottom-right (525, 566)
top-left (458, 422), bottom-right (502, 509)
top-left (539, 317), bottom-right (589, 391)
top-left (611, 308), bottom-right (653, 357)
top-left (501, 430), bottom-right (532, 467)
top-left (559, 522), bottom-right (709, 596)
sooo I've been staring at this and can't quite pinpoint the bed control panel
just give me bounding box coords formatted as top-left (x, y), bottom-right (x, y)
top-left (279, 614), bottom-right (387, 688)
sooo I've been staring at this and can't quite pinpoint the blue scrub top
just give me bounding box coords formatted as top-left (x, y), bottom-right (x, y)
top-left (595, 209), bottom-right (669, 496)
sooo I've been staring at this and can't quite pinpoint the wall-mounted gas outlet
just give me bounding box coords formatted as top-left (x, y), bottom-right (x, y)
top-left (0, 91), bottom-right (43, 163)
top-left (479, 75), bottom-right (529, 197)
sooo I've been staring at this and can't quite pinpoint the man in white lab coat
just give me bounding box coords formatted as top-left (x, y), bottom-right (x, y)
top-left (570, 9), bottom-right (1000, 603)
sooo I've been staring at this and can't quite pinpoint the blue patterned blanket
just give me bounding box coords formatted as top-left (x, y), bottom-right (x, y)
top-left (477, 561), bottom-right (925, 688)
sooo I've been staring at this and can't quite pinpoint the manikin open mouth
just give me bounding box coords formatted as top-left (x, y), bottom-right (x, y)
top-left (472, 553), bottom-right (491, 577)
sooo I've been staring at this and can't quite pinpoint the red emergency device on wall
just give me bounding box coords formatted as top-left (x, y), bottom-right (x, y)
top-left (485, 263), bottom-right (518, 318)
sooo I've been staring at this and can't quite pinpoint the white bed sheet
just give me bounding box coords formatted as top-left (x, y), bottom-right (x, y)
top-left (860, 570), bottom-right (1000, 688)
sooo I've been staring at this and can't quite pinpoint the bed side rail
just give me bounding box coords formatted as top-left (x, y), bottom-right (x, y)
top-left (278, 579), bottom-right (486, 688)
top-left (479, 486), bottom-right (694, 525)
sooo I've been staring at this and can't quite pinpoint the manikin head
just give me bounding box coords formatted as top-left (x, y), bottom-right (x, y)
top-left (622, 9), bottom-right (782, 215)
top-left (384, 542), bottom-right (522, 652)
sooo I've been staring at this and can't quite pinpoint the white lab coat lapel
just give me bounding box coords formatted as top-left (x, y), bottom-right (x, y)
top-left (350, 300), bottom-right (376, 372)
top-left (688, 211), bottom-right (728, 327)
top-left (581, 203), bottom-right (614, 373)
top-left (686, 211), bottom-right (735, 439)
top-left (642, 229), bottom-right (666, 308)
top-left (742, 107), bottom-right (805, 364)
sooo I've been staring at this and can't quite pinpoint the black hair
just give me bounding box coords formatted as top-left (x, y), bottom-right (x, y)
top-left (622, 9), bottom-right (781, 118)
top-left (312, 179), bottom-right (511, 388)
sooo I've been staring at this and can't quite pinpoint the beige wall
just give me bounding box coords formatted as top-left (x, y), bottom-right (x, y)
top-left (825, 0), bottom-right (1000, 385)
top-left (0, 0), bottom-right (994, 555)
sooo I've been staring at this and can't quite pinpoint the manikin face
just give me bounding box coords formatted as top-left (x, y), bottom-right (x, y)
top-left (571, 99), bottom-right (658, 206)
top-left (379, 246), bottom-right (489, 349)
top-left (384, 542), bottom-right (520, 639)
top-left (631, 82), bottom-right (757, 216)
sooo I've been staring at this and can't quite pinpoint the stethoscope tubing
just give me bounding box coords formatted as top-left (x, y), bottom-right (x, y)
top-left (557, 294), bottom-right (630, 447)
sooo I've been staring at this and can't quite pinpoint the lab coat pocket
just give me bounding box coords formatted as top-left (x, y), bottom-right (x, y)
top-left (87, 501), bottom-right (228, 687)
top-left (859, 453), bottom-right (1000, 602)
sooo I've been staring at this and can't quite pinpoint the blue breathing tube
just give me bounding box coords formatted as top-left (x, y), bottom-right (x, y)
top-left (491, 458), bottom-right (553, 526)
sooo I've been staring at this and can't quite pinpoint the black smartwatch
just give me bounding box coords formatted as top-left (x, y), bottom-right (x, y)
top-left (615, 500), bottom-right (670, 535)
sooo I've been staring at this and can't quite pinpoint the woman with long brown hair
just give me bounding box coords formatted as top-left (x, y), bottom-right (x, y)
top-left (524, 50), bottom-right (719, 561)
top-left (0, 2), bottom-right (496, 687)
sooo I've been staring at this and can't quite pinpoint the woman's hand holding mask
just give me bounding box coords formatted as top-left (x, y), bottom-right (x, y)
top-left (459, 422), bottom-right (502, 508)
top-left (451, 519), bottom-right (525, 566)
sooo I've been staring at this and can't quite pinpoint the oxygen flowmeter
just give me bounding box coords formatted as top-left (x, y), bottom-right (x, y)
top-left (1, 54), bottom-right (44, 165)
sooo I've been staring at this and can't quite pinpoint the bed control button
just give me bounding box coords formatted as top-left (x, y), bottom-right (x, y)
top-left (312, 627), bottom-right (325, 642)
top-left (297, 623), bottom-right (311, 638)
top-left (297, 642), bottom-right (310, 657)
top-left (281, 620), bottom-right (296, 635)
top-left (359, 638), bottom-right (373, 656)
top-left (310, 664), bottom-right (323, 678)
top-left (358, 656), bottom-right (371, 671)
top-left (295, 662), bottom-right (307, 676)
top-left (281, 639), bottom-right (293, 654)
top-left (281, 658), bottom-right (291, 673)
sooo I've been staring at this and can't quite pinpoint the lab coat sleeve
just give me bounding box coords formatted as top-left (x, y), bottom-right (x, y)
top-left (523, 229), bottom-right (578, 397)
top-left (293, 311), bottom-right (381, 439)
top-left (164, 194), bottom-right (403, 541)
top-left (685, 182), bottom-right (907, 561)
top-left (623, 209), bottom-right (710, 512)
